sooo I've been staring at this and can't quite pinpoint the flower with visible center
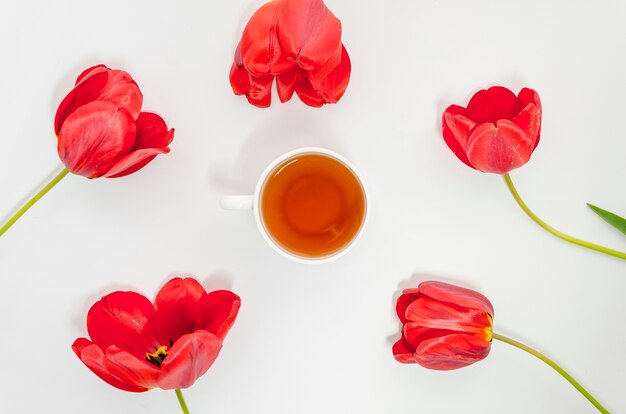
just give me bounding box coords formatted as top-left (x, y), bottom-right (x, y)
top-left (72, 277), bottom-right (240, 392)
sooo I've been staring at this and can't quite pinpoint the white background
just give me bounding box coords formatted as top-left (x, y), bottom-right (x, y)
top-left (1, 0), bottom-right (625, 413)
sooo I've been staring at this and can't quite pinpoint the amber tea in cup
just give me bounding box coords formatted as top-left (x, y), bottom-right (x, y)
top-left (220, 148), bottom-right (368, 263)
top-left (260, 152), bottom-right (366, 259)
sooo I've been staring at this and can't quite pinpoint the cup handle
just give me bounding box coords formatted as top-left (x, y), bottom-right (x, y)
top-left (220, 195), bottom-right (254, 210)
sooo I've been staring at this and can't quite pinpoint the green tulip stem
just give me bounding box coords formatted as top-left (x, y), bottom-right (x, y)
top-left (0, 168), bottom-right (69, 237)
top-left (175, 389), bottom-right (190, 414)
top-left (503, 173), bottom-right (626, 260)
top-left (492, 333), bottom-right (608, 413)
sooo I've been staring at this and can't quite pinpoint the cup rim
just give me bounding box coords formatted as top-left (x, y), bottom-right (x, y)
top-left (252, 147), bottom-right (369, 265)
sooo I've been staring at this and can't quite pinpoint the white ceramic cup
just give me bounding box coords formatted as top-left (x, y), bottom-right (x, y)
top-left (220, 147), bottom-right (369, 264)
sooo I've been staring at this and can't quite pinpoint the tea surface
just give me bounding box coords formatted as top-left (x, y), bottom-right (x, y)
top-left (261, 153), bottom-right (366, 258)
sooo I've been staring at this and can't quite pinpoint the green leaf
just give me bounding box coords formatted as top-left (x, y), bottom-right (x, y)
top-left (587, 203), bottom-right (626, 236)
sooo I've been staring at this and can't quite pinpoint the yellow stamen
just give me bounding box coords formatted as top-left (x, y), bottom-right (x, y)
top-left (145, 345), bottom-right (168, 367)
top-left (485, 314), bottom-right (494, 342)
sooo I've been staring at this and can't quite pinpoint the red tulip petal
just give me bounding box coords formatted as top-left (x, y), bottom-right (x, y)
top-left (87, 291), bottom-right (157, 358)
top-left (153, 278), bottom-right (206, 346)
top-left (237, 1), bottom-right (294, 75)
top-left (230, 48), bottom-right (250, 94)
top-left (464, 89), bottom-right (489, 123)
top-left (229, 59), bottom-right (275, 108)
top-left (419, 281), bottom-right (494, 316)
top-left (55, 71), bottom-right (110, 135)
top-left (158, 331), bottom-right (222, 390)
top-left (396, 289), bottom-right (422, 323)
top-left (97, 71), bottom-right (143, 120)
top-left (413, 332), bottom-right (491, 370)
top-left (404, 297), bottom-right (492, 339)
top-left (443, 104), bottom-right (466, 117)
top-left (466, 86), bottom-right (518, 124)
top-left (276, 67), bottom-right (302, 103)
top-left (200, 290), bottom-right (241, 340)
top-left (331, 44), bottom-right (351, 102)
top-left (72, 339), bottom-right (149, 392)
top-left (403, 322), bottom-right (492, 354)
top-left (131, 112), bottom-right (174, 150)
top-left (308, 44), bottom-right (351, 103)
top-left (276, 0), bottom-right (342, 71)
top-left (516, 88), bottom-right (541, 114)
top-left (103, 112), bottom-right (174, 178)
top-left (442, 110), bottom-right (478, 169)
top-left (402, 324), bottom-right (452, 348)
top-left (246, 73), bottom-right (274, 108)
top-left (103, 345), bottom-right (160, 390)
top-left (465, 120), bottom-right (533, 174)
top-left (486, 86), bottom-right (519, 119)
top-left (58, 101), bottom-right (136, 178)
top-left (392, 338), bottom-right (417, 364)
top-left (73, 337), bottom-right (94, 353)
top-left (295, 76), bottom-right (324, 107)
top-left (75, 64), bottom-right (108, 85)
top-left (307, 42), bottom-right (339, 88)
top-left (442, 113), bottom-right (476, 151)
top-left (55, 69), bottom-right (142, 135)
top-left (517, 88), bottom-right (542, 149)
top-left (511, 103), bottom-right (541, 150)
top-left (103, 147), bottom-right (170, 178)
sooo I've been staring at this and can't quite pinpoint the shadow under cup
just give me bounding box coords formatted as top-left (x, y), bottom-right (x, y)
top-left (259, 151), bottom-right (367, 261)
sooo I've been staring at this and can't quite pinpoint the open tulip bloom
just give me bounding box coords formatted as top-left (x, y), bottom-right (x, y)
top-left (393, 281), bottom-right (608, 413)
top-left (73, 277), bottom-right (240, 413)
top-left (230, 0), bottom-right (351, 108)
top-left (442, 86), bottom-right (626, 260)
top-left (0, 64), bottom-right (174, 237)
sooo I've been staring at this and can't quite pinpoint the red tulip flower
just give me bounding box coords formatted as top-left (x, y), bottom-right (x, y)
top-left (72, 277), bottom-right (240, 410)
top-left (0, 64), bottom-right (174, 237)
top-left (441, 86), bottom-right (626, 260)
top-left (442, 86), bottom-right (541, 174)
top-left (393, 281), bottom-right (493, 370)
top-left (230, 0), bottom-right (351, 108)
top-left (393, 281), bottom-right (608, 412)
top-left (55, 64), bottom-right (174, 178)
